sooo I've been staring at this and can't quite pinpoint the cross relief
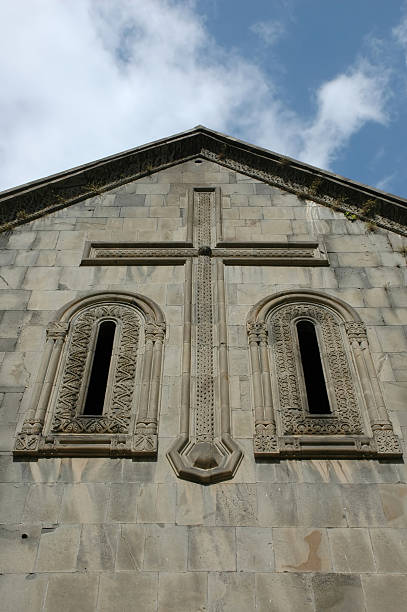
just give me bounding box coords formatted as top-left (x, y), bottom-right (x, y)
top-left (81, 187), bottom-right (330, 483)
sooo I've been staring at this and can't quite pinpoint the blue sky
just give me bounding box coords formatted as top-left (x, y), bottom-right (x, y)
top-left (1, 0), bottom-right (407, 196)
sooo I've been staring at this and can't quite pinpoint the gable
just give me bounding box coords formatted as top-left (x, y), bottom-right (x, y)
top-left (0, 126), bottom-right (406, 237)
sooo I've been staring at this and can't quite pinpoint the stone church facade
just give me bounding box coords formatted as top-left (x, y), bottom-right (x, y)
top-left (0, 126), bottom-right (406, 610)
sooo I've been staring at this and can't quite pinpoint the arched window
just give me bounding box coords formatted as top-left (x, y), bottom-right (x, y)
top-left (14, 292), bottom-right (165, 458)
top-left (296, 319), bottom-right (331, 415)
top-left (247, 290), bottom-right (401, 459)
top-left (83, 319), bottom-right (117, 416)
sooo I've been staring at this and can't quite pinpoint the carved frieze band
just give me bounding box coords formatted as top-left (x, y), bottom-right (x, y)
top-left (4, 131), bottom-right (406, 237)
top-left (201, 146), bottom-right (407, 237)
top-left (90, 247), bottom-right (197, 259)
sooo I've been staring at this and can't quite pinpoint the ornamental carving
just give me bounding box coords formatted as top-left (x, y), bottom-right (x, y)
top-left (248, 291), bottom-right (402, 459)
top-left (145, 321), bottom-right (166, 342)
top-left (47, 321), bottom-right (69, 339)
top-left (247, 321), bottom-right (268, 344)
top-left (195, 191), bottom-right (215, 443)
top-left (14, 292), bottom-right (166, 458)
top-left (2, 129), bottom-right (406, 238)
top-left (254, 424), bottom-right (278, 454)
top-left (51, 304), bottom-right (140, 434)
top-left (344, 321), bottom-right (368, 346)
top-left (270, 303), bottom-right (364, 435)
top-left (215, 248), bottom-right (315, 258)
top-left (91, 247), bottom-right (197, 259)
top-left (15, 433), bottom-right (40, 452)
top-left (372, 421), bottom-right (403, 456)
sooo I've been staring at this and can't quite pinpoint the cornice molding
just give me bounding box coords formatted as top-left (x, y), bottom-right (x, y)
top-left (1, 126), bottom-right (406, 235)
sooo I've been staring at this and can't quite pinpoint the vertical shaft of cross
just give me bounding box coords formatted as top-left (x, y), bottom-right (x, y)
top-left (194, 190), bottom-right (215, 442)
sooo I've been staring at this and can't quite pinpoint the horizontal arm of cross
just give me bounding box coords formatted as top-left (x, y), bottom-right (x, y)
top-left (81, 241), bottom-right (328, 267)
top-left (213, 241), bottom-right (329, 266)
top-left (81, 242), bottom-right (198, 266)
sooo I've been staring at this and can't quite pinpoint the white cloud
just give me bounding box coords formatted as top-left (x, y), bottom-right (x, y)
top-left (393, 12), bottom-right (407, 61)
top-left (250, 20), bottom-right (285, 46)
top-left (0, 0), bottom-right (390, 189)
top-left (299, 65), bottom-right (389, 168)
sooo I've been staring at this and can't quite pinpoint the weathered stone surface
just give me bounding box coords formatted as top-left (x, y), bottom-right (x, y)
top-left (144, 524), bottom-right (188, 571)
top-left (60, 483), bottom-right (109, 523)
top-left (342, 484), bottom-right (387, 526)
top-left (0, 573), bottom-right (48, 612)
top-left (0, 524), bottom-right (41, 572)
top-left (107, 483), bottom-right (140, 522)
top-left (175, 481), bottom-right (217, 525)
top-left (115, 524), bottom-right (145, 570)
top-left (257, 483), bottom-right (298, 526)
top-left (369, 528), bottom-right (407, 572)
top-left (77, 524), bottom-right (119, 571)
top-left (273, 528), bottom-right (331, 572)
top-left (22, 483), bottom-right (63, 523)
top-left (255, 573), bottom-right (314, 612)
top-left (215, 483), bottom-right (257, 526)
top-left (98, 572), bottom-right (158, 612)
top-left (209, 572), bottom-right (255, 612)
top-left (328, 528), bottom-right (375, 572)
top-left (158, 572), bottom-right (207, 612)
top-left (36, 524), bottom-right (81, 572)
top-left (0, 483), bottom-right (29, 522)
top-left (236, 526), bottom-right (274, 571)
top-left (188, 526), bottom-right (236, 571)
top-left (297, 484), bottom-right (346, 526)
top-left (378, 483), bottom-right (407, 526)
top-left (44, 574), bottom-right (99, 612)
top-left (362, 574), bottom-right (407, 611)
top-left (136, 483), bottom-right (176, 523)
top-left (311, 573), bottom-right (364, 612)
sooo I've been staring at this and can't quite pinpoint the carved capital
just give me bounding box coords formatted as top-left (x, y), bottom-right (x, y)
top-left (372, 421), bottom-right (402, 457)
top-left (344, 321), bottom-right (368, 346)
top-left (21, 419), bottom-right (43, 435)
top-left (14, 432), bottom-right (41, 454)
top-left (247, 321), bottom-right (268, 344)
top-left (46, 321), bottom-right (69, 339)
top-left (145, 321), bottom-right (166, 343)
top-left (110, 435), bottom-right (131, 456)
top-left (132, 422), bottom-right (158, 455)
top-left (254, 423), bottom-right (279, 456)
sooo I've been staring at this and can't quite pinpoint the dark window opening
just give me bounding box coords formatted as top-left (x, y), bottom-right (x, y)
top-left (83, 320), bottom-right (116, 415)
top-left (297, 320), bottom-right (331, 414)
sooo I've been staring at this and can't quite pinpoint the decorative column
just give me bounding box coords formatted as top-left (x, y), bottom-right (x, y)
top-left (345, 321), bottom-right (402, 457)
top-left (133, 320), bottom-right (166, 454)
top-left (247, 322), bottom-right (279, 456)
top-left (14, 322), bottom-right (69, 454)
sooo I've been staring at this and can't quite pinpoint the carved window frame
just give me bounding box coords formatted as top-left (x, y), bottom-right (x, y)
top-left (14, 291), bottom-right (165, 457)
top-left (247, 289), bottom-right (402, 459)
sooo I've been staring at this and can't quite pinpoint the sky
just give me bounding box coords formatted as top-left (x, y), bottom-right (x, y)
top-left (1, 0), bottom-right (407, 196)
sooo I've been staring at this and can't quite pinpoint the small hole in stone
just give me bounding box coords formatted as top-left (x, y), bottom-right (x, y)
top-left (21, 533), bottom-right (28, 539)
top-left (195, 159), bottom-right (203, 164)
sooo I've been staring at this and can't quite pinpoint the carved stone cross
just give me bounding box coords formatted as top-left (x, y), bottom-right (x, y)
top-left (83, 187), bottom-right (328, 482)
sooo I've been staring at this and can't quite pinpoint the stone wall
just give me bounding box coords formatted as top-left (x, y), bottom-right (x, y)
top-left (0, 159), bottom-right (406, 610)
